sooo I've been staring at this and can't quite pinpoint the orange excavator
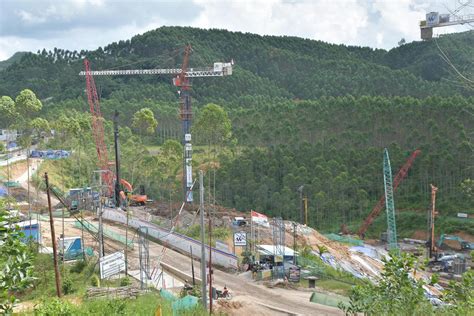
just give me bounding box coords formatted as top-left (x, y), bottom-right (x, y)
top-left (120, 179), bottom-right (147, 206)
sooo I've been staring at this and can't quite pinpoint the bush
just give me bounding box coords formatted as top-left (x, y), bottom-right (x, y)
top-left (120, 277), bottom-right (132, 287)
top-left (62, 277), bottom-right (74, 295)
top-left (34, 298), bottom-right (76, 316)
top-left (90, 274), bottom-right (100, 287)
top-left (70, 260), bottom-right (86, 274)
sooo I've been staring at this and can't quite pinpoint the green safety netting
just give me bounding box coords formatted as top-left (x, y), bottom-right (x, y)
top-left (172, 295), bottom-right (198, 315)
top-left (3, 181), bottom-right (20, 187)
top-left (310, 292), bottom-right (349, 308)
top-left (324, 233), bottom-right (363, 246)
top-left (160, 289), bottom-right (177, 301)
top-left (31, 211), bottom-right (70, 220)
top-left (73, 220), bottom-right (134, 249)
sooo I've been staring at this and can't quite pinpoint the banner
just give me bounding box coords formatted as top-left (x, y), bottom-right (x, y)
top-left (251, 210), bottom-right (270, 228)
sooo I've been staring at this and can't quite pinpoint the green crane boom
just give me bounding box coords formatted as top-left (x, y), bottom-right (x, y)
top-left (383, 148), bottom-right (398, 252)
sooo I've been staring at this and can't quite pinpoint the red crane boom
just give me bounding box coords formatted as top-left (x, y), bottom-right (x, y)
top-left (84, 59), bottom-right (113, 193)
top-left (357, 149), bottom-right (421, 237)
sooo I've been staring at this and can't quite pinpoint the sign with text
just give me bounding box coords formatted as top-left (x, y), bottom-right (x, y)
top-left (233, 232), bottom-right (247, 247)
top-left (100, 251), bottom-right (125, 279)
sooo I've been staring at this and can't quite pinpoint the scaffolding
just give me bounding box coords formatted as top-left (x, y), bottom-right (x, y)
top-left (272, 217), bottom-right (285, 279)
top-left (138, 226), bottom-right (150, 290)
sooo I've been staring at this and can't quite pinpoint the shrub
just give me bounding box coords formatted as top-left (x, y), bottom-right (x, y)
top-left (70, 260), bottom-right (86, 274)
top-left (90, 274), bottom-right (100, 287)
top-left (34, 298), bottom-right (76, 316)
top-left (120, 277), bottom-right (131, 287)
top-left (62, 277), bottom-right (74, 295)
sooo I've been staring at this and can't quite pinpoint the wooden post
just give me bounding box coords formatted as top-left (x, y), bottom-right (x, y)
top-left (199, 171), bottom-right (207, 310)
top-left (190, 245), bottom-right (195, 286)
top-left (45, 173), bottom-right (62, 297)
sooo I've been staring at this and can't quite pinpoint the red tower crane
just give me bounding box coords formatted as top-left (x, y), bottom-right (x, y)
top-left (357, 149), bottom-right (421, 238)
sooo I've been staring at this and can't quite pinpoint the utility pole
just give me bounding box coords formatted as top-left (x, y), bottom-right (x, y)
top-left (293, 222), bottom-right (297, 265)
top-left (98, 198), bottom-right (105, 258)
top-left (113, 110), bottom-right (121, 207)
top-left (429, 184), bottom-right (438, 259)
top-left (45, 173), bottom-right (62, 298)
top-left (199, 171), bottom-right (207, 310)
top-left (27, 149), bottom-right (31, 239)
top-left (297, 185), bottom-right (304, 224)
top-left (125, 200), bottom-right (129, 275)
top-left (208, 209), bottom-right (213, 314)
top-left (62, 205), bottom-right (65, 269)
top-left (190, 246), bottom-right (195, 286)
top-left (304, 197), bottom-right (308, 226)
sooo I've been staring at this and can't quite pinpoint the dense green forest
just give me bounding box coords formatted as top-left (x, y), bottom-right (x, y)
top-left (0, 27), bottom-right (473, 237)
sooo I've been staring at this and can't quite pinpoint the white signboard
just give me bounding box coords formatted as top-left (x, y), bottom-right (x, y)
top-left (185, 133), bottom-right (192, 142)
top-left (186, 159), bottom-right (193, 185)
top-left (100, 251), bottom-right (125, 279)
top-left (234, 232), bottom-right (247, 246)
top-left (457, 213), bottom-right (468, 218)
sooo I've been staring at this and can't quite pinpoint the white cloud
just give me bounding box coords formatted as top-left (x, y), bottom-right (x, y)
top-left (0, 0), bottom-right (472, 61)
top-left (191, 0), bottom-right (369, 46)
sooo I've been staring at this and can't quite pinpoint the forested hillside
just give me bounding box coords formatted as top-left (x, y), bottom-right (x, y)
top-left (0, 26), bottom-right (472, 236)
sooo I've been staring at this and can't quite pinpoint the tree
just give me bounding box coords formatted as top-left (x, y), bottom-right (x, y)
top-left (14, 89), bottom-right (42, 118)
top-left (0, 198), bottom-right (35, 314)
top-left (193, 103), bottom-right (231, 148)
top-left (0, 96), bottom-right (16, 128)
top-left (338, 252), bottom-right (433, 315)
top-left (131, 108), bottom-right (158, 136)
top-left (30, 117), bottom-right (50, 140)
top-left (442, 270), bottom-right (474, 313)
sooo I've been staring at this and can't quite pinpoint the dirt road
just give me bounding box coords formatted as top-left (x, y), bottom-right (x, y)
top-left (104, 222), bottom-right (342, 315)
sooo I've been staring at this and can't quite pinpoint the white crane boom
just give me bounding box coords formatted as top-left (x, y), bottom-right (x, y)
top-left (79, 63), bottom-right (233, 78)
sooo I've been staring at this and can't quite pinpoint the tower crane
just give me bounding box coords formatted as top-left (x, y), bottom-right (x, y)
top-left (80, 45), bottom-right (233, 202)
top-left (420, 11), bottom-right (474, 40)
top-left (357, 149), bottom-right (421, 238)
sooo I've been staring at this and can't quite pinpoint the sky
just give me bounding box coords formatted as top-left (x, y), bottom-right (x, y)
top-left (0, 0), bottom-right (473, 61)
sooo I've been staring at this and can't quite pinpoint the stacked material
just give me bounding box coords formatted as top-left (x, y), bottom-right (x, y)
top-left (86, 286), bottom-right (140, 300)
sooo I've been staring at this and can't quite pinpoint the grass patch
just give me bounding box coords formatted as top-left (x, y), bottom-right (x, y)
top-left (27, 292), bottom-right (208, 316)
top-left (176, 224), bottom-right (231, 246)
top-left (18, 254), bottom-right (126, 302)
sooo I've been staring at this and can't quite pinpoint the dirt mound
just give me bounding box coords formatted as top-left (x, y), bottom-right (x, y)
top-left (412, 230), bottom-right (428, 240)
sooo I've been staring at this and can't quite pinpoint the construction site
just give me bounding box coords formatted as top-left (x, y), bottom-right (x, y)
top-left (0, 2), bottom-right (473, 316)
